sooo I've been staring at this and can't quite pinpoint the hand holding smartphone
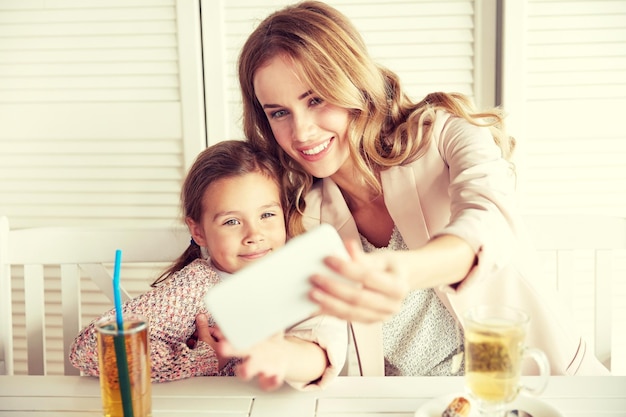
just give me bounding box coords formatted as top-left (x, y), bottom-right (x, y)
top-left (204, 224), bottom-right (349, 350)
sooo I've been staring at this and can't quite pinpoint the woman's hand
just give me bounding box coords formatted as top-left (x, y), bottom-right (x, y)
top-left (309, 239), bottom-right (411, 323)
top-left (308, 234), bottom-right (476, 323)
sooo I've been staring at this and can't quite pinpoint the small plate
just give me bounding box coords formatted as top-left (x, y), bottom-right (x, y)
top-left (414, 392), bottom-right (564, 417)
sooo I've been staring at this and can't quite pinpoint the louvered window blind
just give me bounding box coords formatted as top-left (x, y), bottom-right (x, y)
top-left (505, 0), bottom-right (626, 374)
top-left (202, 0), bottom-right (487, 143)
top-left (0, 0), bottom-right (204, 375)
top-left (514, 0), bottom-right (626, 217)
top-left (0, 0), bottom-right (205, 230)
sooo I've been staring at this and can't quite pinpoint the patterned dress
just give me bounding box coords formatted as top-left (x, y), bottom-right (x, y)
top-left (69, 259), bottom-right (234, 382)
top-left (360, 226), bottom-right (465, 376)
top-left (70, 258), bottom-right (347, 388)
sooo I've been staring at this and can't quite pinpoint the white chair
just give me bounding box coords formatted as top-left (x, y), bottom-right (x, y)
top-left (0, 216), bottom-right (189, 376)
top-left (522, 214), bottom-right (626, 374)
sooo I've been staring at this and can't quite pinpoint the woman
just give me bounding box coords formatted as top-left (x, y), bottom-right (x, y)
top-left (237, 1), bottom-right (608, 376)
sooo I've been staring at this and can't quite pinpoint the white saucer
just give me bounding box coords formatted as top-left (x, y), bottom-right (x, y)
top-left (414, 392), bottom-right (564, 417)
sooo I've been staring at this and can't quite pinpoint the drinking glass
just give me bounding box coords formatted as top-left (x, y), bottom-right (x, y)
top-left (463, 305), bottom-right (549, 417)
top-left (96, 314), bottom-right (152, 417)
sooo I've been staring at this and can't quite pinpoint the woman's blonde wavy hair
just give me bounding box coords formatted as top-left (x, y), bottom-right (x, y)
top-left (239, 1), bottom-right (515, 236)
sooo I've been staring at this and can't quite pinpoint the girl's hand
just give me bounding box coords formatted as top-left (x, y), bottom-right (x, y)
top-left (309, 239), bottom-right (411, 323)
top-left (232, 332), bottom-right (289, 391)
top-left (216, 331), bottom-right (328, 391)
top-left (188, 314), bottom-right (232, 370)
top-left (205, 328), bottom-right (290, 391)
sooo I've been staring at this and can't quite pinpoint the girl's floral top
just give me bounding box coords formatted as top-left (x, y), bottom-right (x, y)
top-left (69, 258), bottom-right (347, 389)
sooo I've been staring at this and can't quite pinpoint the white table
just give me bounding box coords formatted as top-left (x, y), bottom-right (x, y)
top-left (1, 375), bottom-right (625, 416)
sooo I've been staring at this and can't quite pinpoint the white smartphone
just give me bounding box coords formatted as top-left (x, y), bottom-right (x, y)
top-left (204, 223), bottom-right (349, 351)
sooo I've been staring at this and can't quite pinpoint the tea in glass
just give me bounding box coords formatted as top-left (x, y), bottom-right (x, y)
top-left (464, 305), bottom-right (549, 416)
top-left (96, 314), bottom-right (151, 417)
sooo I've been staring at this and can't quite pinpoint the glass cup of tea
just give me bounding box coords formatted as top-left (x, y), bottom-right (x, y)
top-left (463, 305), bottom-right (550, 417)
top-left (96, 314), bottom-right (152, 417)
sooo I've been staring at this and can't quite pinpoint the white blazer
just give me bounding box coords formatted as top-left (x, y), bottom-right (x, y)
top-left (302, 111), bottom-right (609, 376)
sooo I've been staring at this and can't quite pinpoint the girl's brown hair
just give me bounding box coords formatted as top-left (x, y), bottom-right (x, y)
top-left (238, 1), bottom-right (515, 234)
top-left (151, 140), bottom-right (284, 286)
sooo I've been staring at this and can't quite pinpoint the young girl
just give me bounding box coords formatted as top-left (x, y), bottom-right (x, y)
top-left (69, 140), bottom-right (347, 390)
top-left (238, 1), bottom-right (608, 376)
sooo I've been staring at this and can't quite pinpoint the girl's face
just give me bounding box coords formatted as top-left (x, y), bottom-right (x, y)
top-left (187, 172), bottom-right (286, 274)
top-left (253, 55), bottom-right (351, 179)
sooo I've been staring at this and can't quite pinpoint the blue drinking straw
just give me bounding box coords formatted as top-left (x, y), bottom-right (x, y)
top-left (112, 249), bottom-right (134, 417)
top-left (113, 250), bottom-right (124, 326)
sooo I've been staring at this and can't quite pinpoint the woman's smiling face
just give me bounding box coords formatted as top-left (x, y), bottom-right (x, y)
top-left (253, 54), bottom-right (351, 179)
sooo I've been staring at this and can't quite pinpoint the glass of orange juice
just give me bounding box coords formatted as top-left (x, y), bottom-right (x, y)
top-left (96, 314), bottom-right (152, 417)
top-left (464, 305), bottom-right (549, 416)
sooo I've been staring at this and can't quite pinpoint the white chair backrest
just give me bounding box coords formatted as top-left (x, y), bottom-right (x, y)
top-left (522, 214), bottom-right (626, 374)
top-left (0, 216), bottom-right (189, 375)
